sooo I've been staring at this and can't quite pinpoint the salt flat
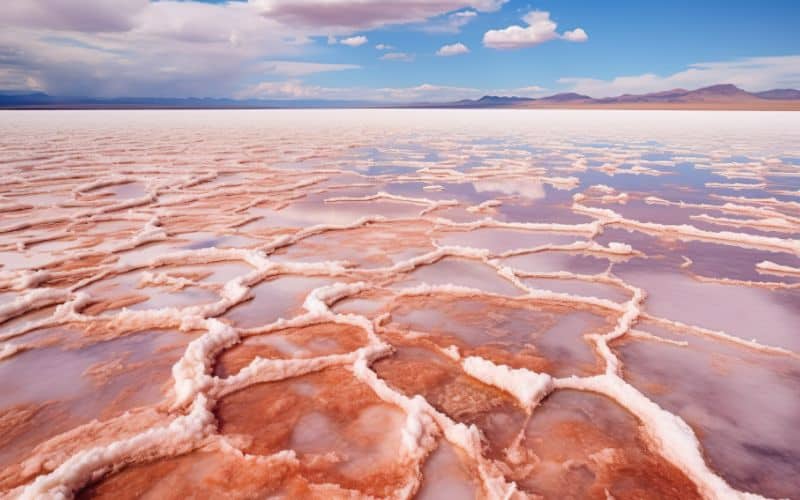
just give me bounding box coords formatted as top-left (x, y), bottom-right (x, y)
top-left (0, 109), bottom-right (798, 499)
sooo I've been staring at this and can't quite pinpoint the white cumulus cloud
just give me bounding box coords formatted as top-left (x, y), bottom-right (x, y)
top-left (483, 11), bottom-right (587, 49)
top-left (562, 28), bottom-right (588, 42)
top-left (436, 42), bottom-right (470, 56)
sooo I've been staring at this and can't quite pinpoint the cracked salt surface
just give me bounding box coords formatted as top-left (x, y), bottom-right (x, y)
top-left (0, 109), bottom-right (798, 499)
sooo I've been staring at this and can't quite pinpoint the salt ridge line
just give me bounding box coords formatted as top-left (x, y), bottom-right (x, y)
top-left (756, 260), bottom-right (800, 278)
top-left (705, 182), bottom-right (767, 191)
top-left (461, 356), bottom-right (553, 410)
top-left (430, 216), bottom-right (603, 238)
top-left (644, 196), bottom-right (800, 224)
top-left (687, 272), bottom-right (800, 291)
top-left (72, 176), bottom-right (141, 195)
top-left (466, 199), bottom-right (502, 213)
top-left (0, 288), bottom-right (71, 325)
top-left (323, 191), bottom-right (459, 216)
top-left (642, 313), bottom-right (799, 358)
top-left (628, 329), bottom-right (690, 347)
top-left (573, 202), bottom-right (800, 255)
top-left (688, 213), bottom-right (799, 233)
top-left (497, 240), bottom-right (639, 260)
top-left (351, 355), bottom-right (521, 499)
top-left (14, 395), bottom-right (217, 499)
top-left (392, 279), bottom-right (623, 314)
top-left (511, 269), bottom-right (635, 300)
top-left (709, 194), bottom-right (800, 213)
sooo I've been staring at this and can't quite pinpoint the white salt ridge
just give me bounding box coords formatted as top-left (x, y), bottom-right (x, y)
top-left (555, 374), bottom-right (765, 500)
top-left (171, 318), bottom-right (240, 407)
top-left (466, 199), bottom-right (502, 213)
top-left (138, 271), bottom-right (211, 292)
top-left (689, 213), bottom-right (798, 233)
top-left (756, 260), bottom-right (800, 278)
top-left (352, 355), bottom-right (519, 500)
top-left (645, 196), bottom-right (800, 225)
top-left (324, 191), bottom-right (459, 216)
top-left (0, 342), bottom-right (27, 360)
top-left (0, 288), bottom-right (70, 325)
top-left (72, 176), bottom-right (138, 195)
top-left (16, 394), bottom-right (217, 500)
top-left (710, 194), bottom-right (800, 212)
top-left (0, 270), bottom-right (51, 291)
top-left (573, 202), bottom-right (800, 255)
top-left (642, 313), bottom-right (798, 358)
top-left (628, 329), bottom-right (689, 347)
top-left (433, 215), bottom-right (602, 238)
top-left (589, 184), bottom-right (615, 194)
top-left (689, 272), bottom-right (800, 291)
top-left (499, 239), bottom-right (639, 261)
top-left (462, 356), bottom-right (552, 410)
top-left (581, 185), bottom-right (629, 204)
top-left (705, 182), bottom-right (767, 191)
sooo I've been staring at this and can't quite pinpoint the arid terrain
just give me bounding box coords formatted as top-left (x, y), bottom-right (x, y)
top-left (0, 109), bottom-right (798, 499)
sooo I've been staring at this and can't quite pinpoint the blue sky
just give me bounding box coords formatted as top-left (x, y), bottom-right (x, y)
top-left (1, 0), bottom-right (798, 100)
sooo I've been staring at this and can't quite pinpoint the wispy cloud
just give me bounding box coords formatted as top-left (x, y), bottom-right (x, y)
top-left (380, 52), bottom-right (415, 62)
top-left (483, 11), bottom-right (588, 49)
top-left (560, 55), bottom-right (800, 97)
top-left (421, 10), bottom-right (478, 33)
top-left (255, 60), bottom-right (360, 76)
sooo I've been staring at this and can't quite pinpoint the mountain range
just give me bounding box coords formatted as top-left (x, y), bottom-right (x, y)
top-left (1, 84), bottom-right (799, 110)
top-left (440, 85), bottom-right (800, 110)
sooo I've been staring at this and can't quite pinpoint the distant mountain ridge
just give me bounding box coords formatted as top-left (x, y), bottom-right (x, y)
top-left (0, 92), bottom-right (376, 109)
top-left (445, 84), bottom-right (800, 109)
top-left (0, 84), bottom-right (799, 110)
